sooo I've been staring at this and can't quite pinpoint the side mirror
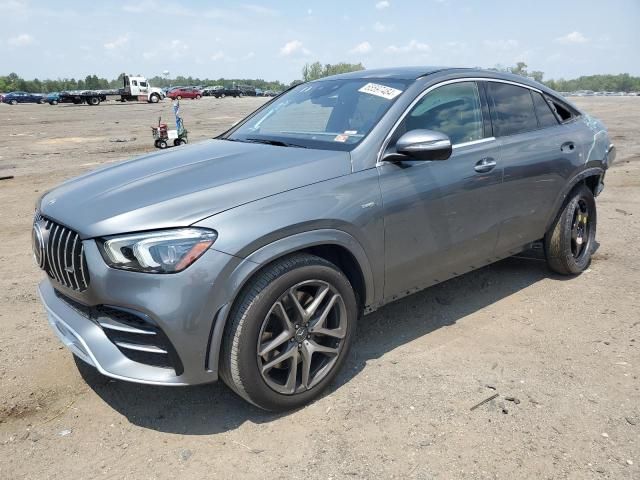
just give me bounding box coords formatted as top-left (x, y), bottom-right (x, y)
top-left (392, 129), bottom-right (452, 161)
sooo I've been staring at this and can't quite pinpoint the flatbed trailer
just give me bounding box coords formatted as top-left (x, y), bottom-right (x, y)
top-left (57, 75), bottom-right (165, 106)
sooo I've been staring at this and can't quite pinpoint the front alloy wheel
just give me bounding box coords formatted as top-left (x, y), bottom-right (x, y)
top-left (257, 280), bottom-right (348, 395)
top-left (220, 253), bottom-right (358, 411)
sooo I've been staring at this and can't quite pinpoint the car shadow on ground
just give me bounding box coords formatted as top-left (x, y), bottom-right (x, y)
top-left (76, 253), bottom-right (570, 435)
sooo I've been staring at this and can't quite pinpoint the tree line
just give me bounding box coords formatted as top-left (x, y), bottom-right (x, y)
top-left (2, 62), bottom-right (640, 94)
top-left (0, 72), bottom-right (289, 94)
top-left (488, 62), bottom-right (640, 92)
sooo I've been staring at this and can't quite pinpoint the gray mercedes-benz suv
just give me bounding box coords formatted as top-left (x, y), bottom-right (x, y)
top-left (34, 67), bottom-right (615, 410)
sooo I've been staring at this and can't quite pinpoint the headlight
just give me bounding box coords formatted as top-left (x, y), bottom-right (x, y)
top-left (98, 228), bottom-right (217, 273)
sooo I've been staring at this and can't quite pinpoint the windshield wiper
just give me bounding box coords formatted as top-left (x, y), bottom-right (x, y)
top-left (245, 138), bottom-right (308, 149)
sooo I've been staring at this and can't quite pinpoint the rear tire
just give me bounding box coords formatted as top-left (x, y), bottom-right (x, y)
top-left (544, 185), bottom-right (597, 275)
top-left (220, 253), bottom-right (358, 411)
top-left (195, 94), bottom-right (201, 100)
top-left (176, 95), bottom-right (182, 100)
top-left (173, 138), bottom-right (185, 146)
top-left (88, 97), bottom-right (100, 106)
top-left (158, 140), bottom-right (168, 149)
top-left (50, 100), bottom-right (58, 105)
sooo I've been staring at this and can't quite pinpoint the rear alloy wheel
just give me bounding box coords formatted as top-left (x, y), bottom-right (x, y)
top-left (220, 253), bottom-right (357, 411)
top-left (545, 185), bottom-right (597, 275)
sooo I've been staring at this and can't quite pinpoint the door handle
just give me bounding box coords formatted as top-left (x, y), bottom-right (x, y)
top-left (474, 157), bottom-right (497, 173)
top-left (561, 141), bottom-right (576, 153)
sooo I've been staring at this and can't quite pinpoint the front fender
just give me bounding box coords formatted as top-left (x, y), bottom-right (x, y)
top-left (244, 229), bottom-right (375, 305)
top-left (205, 228), bottom-right (376, 376)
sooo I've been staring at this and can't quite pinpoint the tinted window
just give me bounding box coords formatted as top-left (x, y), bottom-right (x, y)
top-left (488, 83), bottom-right (538, 136)
top-left (403, 82), bottom-right (484, 145)
top-left (532, 92), bottom-right (558, 128)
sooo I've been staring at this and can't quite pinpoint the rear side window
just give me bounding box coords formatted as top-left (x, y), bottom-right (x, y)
top-left (488, 82), bottom-right (538, 136)
top-left (546, 96), bottom-right (578, 123)
top-left (531, 92), bottom-right (559, 128)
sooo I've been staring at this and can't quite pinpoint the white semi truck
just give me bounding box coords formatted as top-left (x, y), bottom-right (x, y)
top-left (58, 75), bottom-right (165, 106)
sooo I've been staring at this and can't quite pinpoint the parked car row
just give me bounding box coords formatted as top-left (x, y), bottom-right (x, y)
top-left (2, 84), bottom-right (283, 105)
top-left (160, 85), bottom-right (282, 100)
top-left (563, 90), bottom-right (640, 97)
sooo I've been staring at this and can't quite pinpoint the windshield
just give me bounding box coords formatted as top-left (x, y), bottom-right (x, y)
top-left (224, 78), bottom-right (409, 151)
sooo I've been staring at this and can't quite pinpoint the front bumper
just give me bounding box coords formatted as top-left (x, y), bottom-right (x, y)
top-left (38, 242), bottom-right (243, 386)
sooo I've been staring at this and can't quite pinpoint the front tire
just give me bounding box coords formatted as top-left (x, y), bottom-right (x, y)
top-left (544, 185), bottom-right (597, 275)
top-left (150, 94), bottom-right (160, 103)
top-left (220, 253), bottom-right (358, 411)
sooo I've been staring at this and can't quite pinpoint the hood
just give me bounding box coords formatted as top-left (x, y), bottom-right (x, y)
top-left (38, 139), bottom-right (351, 238)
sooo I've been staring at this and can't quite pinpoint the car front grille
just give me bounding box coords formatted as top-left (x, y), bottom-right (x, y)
top-left (55, 290), bottom-right (184, 375)
top-left (33, 212), bottom-right (90, 292)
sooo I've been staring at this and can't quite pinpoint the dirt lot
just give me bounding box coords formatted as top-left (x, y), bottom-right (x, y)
top-left (0, 96), bottom-right (638, 479)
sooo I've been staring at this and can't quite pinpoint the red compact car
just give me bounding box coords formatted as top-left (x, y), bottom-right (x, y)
top-left (167, 87), bottom-right (202, 100)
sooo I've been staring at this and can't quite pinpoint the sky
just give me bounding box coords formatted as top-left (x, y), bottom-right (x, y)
top-left (1, 0), bottom-right (638, 83)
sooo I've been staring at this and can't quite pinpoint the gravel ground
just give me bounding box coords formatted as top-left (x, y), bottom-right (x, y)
top-left (0, 96), bottom-right (638, 480)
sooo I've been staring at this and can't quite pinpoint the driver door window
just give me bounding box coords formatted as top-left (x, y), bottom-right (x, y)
top-left (399, 82), bottom-right (485, 145)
